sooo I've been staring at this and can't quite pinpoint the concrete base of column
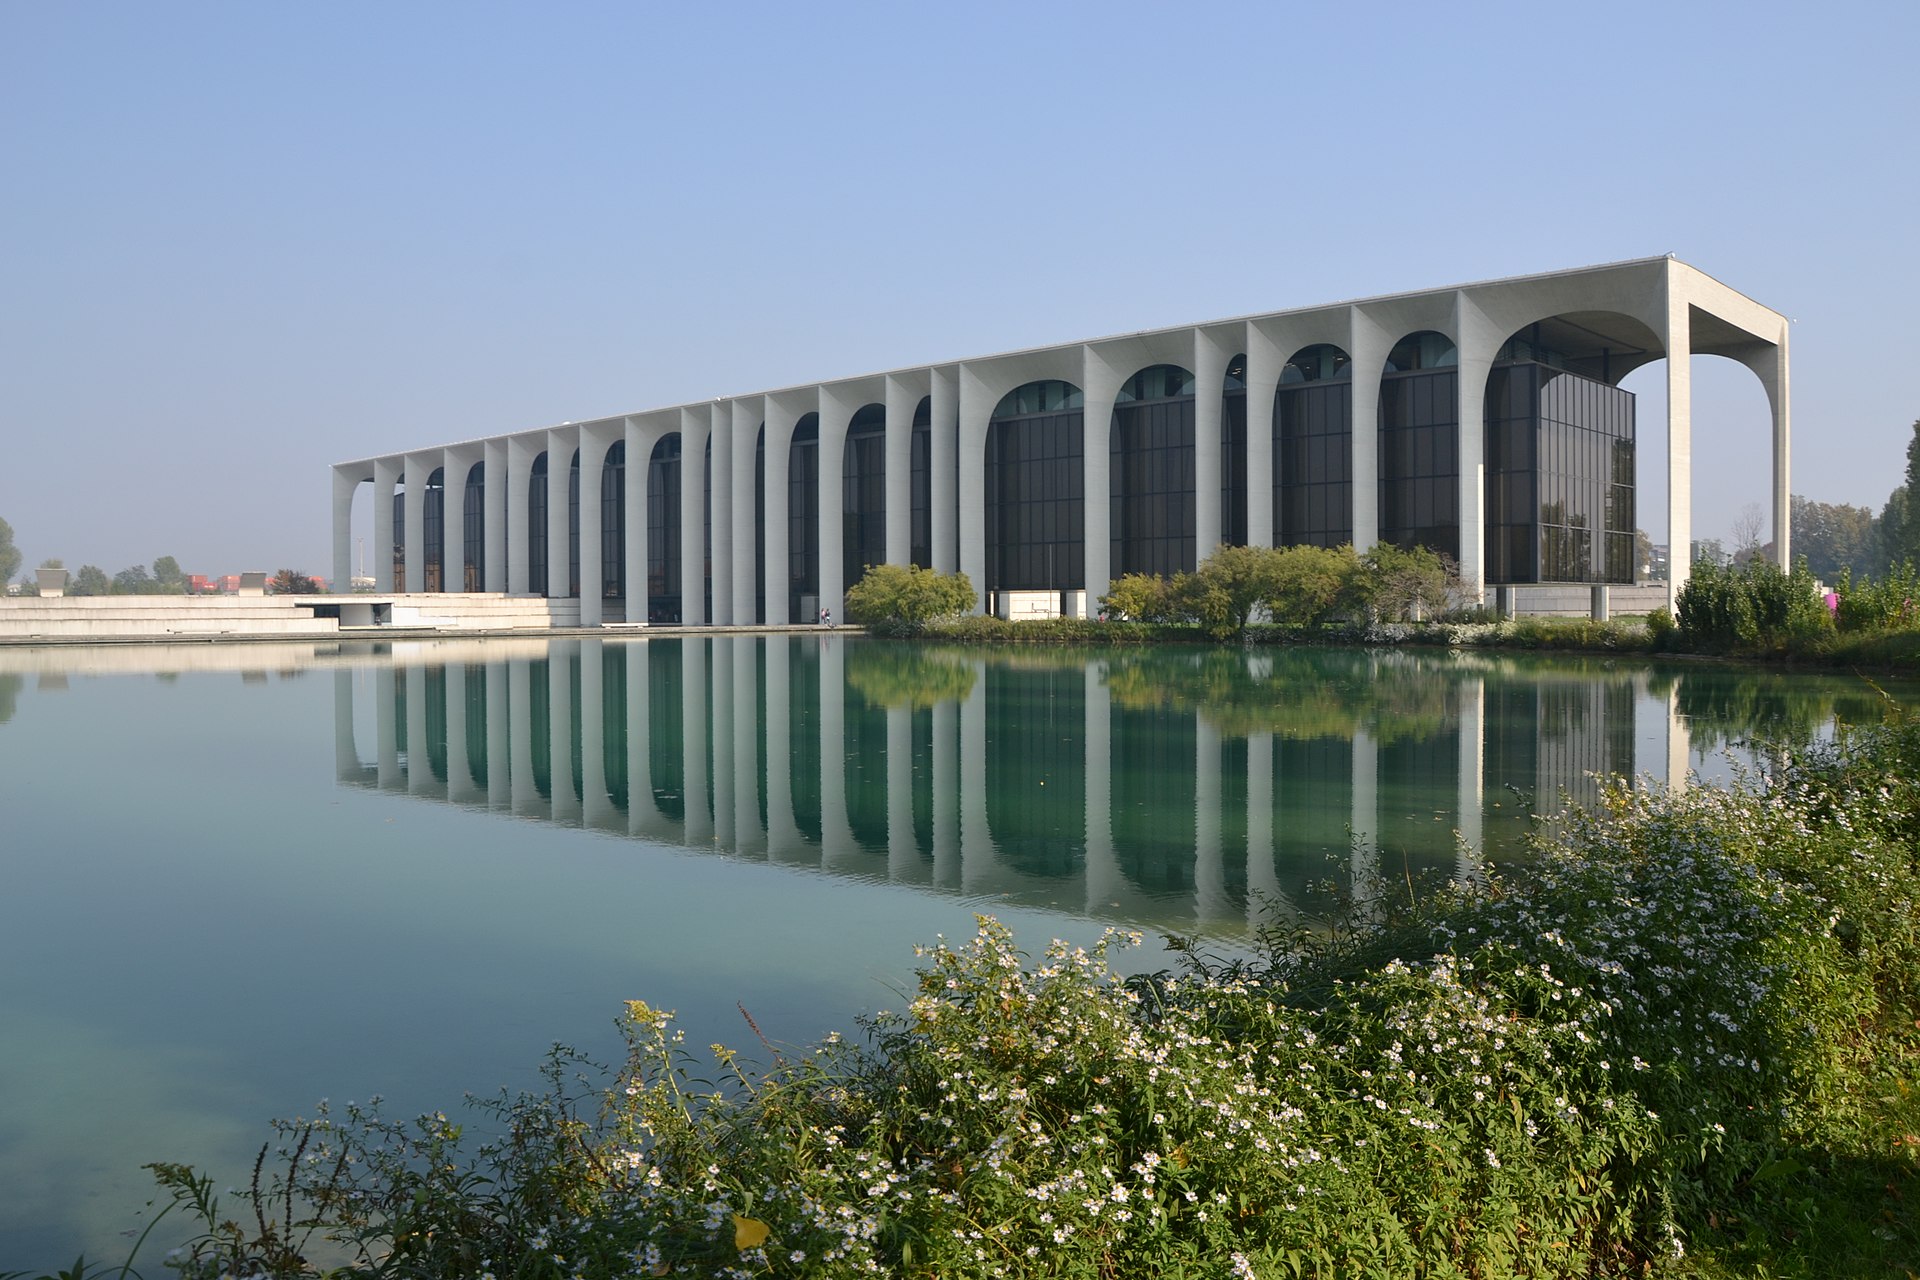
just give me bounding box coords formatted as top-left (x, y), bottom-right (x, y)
top-left (1590, 584), bottom-right (1610, 622)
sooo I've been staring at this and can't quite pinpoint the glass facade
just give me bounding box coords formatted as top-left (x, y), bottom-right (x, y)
top-left (1485, 358), bottom-right (1635, 584)
top-left (843, 404), bottom-right (886, 592)
top-left (1275, 344), bottom-right (1353, 548)
top-left (1222, 355), bottom-right (1248, 549)
top-left (528, 453), bottom-right (548, 596)
top-left (986, 381), bottom-right (1084, 593)
top-left (463, 462), bottom-right (485, 591)
top-left (1377, 333), bottom-right (1459, 561)
top-left (1110, 365), bottom-right (1196, 579)
top-left (646, 436), bottom-right (680, 622)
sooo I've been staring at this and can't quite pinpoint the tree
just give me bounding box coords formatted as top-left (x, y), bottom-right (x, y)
top-left (1873, 420), bottom-right (1920, 573)
top-left (843, 564), bottom-right (973, 625)
top-left (1177, 544), bottom-right (1278, 639)
top-left (70, 564), bottom-right (110, 595)
top-left (1634, 529), bottom-right (1656, 580)
top-left (270, 569), bottom-right (323, 594)
top-left (1728, 502), bottom-right (1767, 565)
top-left (0, 516), bottom-right (19, 585)
top-left (152, 556), bottom-right (187, 592)
top-left (1264, 544), bottom-right (1360, 625)
top-left (1358, 544), bottom-right (1452, 621)
top-left (1790, 495), bottom-right (1877, 582)
top-left (1099, 572), bottom-right (1180, 623)
top-left (113, 564), bottom-right (154, 594)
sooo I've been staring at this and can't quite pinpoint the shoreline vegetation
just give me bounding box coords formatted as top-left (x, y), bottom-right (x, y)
top-left (848, 553), bottom-right (1920, 670)
top-left (26, 666), bottom-right (1920, 1275)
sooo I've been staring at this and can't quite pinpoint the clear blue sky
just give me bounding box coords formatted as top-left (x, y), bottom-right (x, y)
top-left (3, 0), bottom-right (1914, 579)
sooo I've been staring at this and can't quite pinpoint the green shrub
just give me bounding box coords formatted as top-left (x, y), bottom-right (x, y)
top-left (843, 564), bottom-right (975, 627)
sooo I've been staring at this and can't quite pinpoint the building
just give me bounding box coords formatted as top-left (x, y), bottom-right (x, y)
top-left (330, 256), bottom-right (1789, 625)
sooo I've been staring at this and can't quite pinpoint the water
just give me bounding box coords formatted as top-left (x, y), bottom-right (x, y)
top-left (0, 637), bottom-right (1901, 1269)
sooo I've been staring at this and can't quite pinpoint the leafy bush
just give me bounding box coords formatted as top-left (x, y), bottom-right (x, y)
top-left (1098, 572), bottom-right (1180, 623)
top-left (843, 564), bottom-right (975, 627)
top-left (1833, 561), bottom-right (1920, 633)
top-left (1675, 559), bottom-right (1831, 653)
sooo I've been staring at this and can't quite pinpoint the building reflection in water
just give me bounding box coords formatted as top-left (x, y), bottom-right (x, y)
top-left (335, 637), bottom-right (1690, 934)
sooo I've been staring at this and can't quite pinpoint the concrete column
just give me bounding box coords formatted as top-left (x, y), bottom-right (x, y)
top-left (486, 658), bottom-right (509, 808)
top-left (446, 661), bottom-right (474, 803)
top-left (506, 437), bottom-right (533, 595)
top-left (956, 367), bottom-right (991, 612)
top-left (441, 448), bottom-right (464, 592)
top-left (579, 428), bottom-right (607, 626)
top-left (484, 441), bottom-right (507, 593)
top-left (1083, 661), bottom-right (1120, 912)
top-left (762, 399), bottom-right (796, 626)
top-left (624, 421), bottom-right (652, 625)
top-left (1590, 585), bottom-right (1611, 621)
top-left (886, 703), bottom-right (920, 882)
top-left (1194, 330), bottom-right (1230, 562)
top-left (581, 639), bottom-right (615, 830)
top-left (406, 659), bottom-right (433, 795)
top-left (817, 387), bottom-right (851, 622)
top-left (375, 665), bottom-right (400, 789)
top-left (732, 636), bottom-right (762, 855)
top-left (710, 404), bottom-right (735, 626)
top-left (931, 697), bottom-right (960, 888)
top-left (1351, 728), bottom-right (1380, 909)
top-left (373, 458), bottom-right (399, 592)
top-left (1194, 716), bottom-right (1227, 924)
top-left (510, 655), bottom-right (538, 816)
top-left (1664, 296), bottom-right (1693, 612)
top-left (959, 663), bottom-right (992, 892)
top-left (1456, 677), bottom-right (1484, 885)
top-left (1739, 333), bottom-right (1793, 570)
top-left (764, 638), bottom-right (802, 857)
top-left (1082, 348), bottom-right (1117, 611)
top-left (679, 408), bottom-right (709, 626)
top-left (1246, 732), bottom-right (1281, 926)
top-left (931, 367), bottom-right (959, 575)
top-left (818, 635), bottom-right (855, 870)
top-left (333, 669), bottom-right (360, 780)
top-left (682, 637), bottom-right (710, 842)
top-left (545, 428), bottom-right (572, 602)
top-left (884, 375), bottom-right (914, 567)
top-left (712, 636), bottom-right (736, 848)
top-left (403, 453), bottom-right (430, 593)
top-left (1666, 680), bottom-right (1691, 793)
top-left (731, 401), bottom-right (760, 626)
top-left (331, 468), bottom-right (358, 592)
top-left (548, 642), bottom-right (580, 825)
top-left (1244, 331), bottom-right (1279, 549)
top-left (1349, 310), bottom-right (1391, 552)
top-left (1455, 352), bottom-right (1491, 602)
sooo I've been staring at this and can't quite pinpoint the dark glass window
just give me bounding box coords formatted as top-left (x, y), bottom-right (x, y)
top-left (601, 442), bottom-right (624, 600)
top-left (910, 396), bottom-right (932, 568)
top-left (423, 467), bottom-right (445, 592)
top-left (789, 414), bottom-right (819, 620)
top-left (987, 383), bottom-right (1083, 594)
top-left (1484, 359), bottom-right (1635, 585)
top-left (463, 462), bottom-right (485, 591)
top-left (646, 436), bottom-right (680, 622)
top-left (1222, 355), bottom-right (1248, 548)
top-left (1275, 345), bottom-right (1352, 548)
top-left (843, 404), bottom-right (886, 592)
top-left (528, 454), bottom-right (548, 596)
top-left (1377, 332), bottom-right (1459, 560)
top-left (567, 451), bottom-right (581, 599)
top-left (1111, 365), bottom-right (1196, 578)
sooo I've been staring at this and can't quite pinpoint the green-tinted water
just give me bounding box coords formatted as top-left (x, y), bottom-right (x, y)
top-left (0, 636), bottom-right (1900, 1269)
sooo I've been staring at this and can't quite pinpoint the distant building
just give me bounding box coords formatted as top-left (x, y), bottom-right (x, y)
top-left (333, 256), bottom-right (1789, 622)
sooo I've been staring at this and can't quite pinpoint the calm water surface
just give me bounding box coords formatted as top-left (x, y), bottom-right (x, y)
top-left (0, 636), bottom-right (1902, 1269)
